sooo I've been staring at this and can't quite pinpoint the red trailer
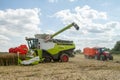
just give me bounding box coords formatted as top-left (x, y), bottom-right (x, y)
top-left (83, 47), bottom-right (97, 58)
top-left (83, 47), bottom-right (113, 61)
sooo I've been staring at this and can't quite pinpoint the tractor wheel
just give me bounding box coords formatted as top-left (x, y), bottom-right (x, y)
top-left (60, 54), bottom-right (69, 62)
top-left (100, 55), bottom-right (106, 61)
top-left (109, 56), bottom-right (113, 60)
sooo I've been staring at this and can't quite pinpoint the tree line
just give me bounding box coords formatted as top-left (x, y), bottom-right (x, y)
top-left (111, 41), bottom-right (120, 54)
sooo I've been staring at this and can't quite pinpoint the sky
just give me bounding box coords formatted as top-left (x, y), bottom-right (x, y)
top-left (0, 0), bottom-right (120, 51)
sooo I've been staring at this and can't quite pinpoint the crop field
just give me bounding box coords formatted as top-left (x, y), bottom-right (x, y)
top-left (0, 54), bottom-right (120, 80)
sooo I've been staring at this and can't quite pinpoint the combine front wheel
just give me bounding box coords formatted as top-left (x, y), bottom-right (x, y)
top-left (44, 56), bottom-right (52, 62)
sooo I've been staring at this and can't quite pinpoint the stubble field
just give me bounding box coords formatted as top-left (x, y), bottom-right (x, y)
top-left (0, 54), bottom-right (120, 80)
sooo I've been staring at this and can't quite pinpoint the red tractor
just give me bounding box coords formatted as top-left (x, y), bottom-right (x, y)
top-left (83, 47), bottom-right (113, 61)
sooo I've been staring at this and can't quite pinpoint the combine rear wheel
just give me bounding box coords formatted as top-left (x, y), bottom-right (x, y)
top-left (60, 54), bottom-right (69, 62)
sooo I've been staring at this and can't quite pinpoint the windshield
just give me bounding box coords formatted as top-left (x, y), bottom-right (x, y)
top-left (27, 39), bottom-right (38, 49)
top-left (97, 48), bottom-right (109, 52)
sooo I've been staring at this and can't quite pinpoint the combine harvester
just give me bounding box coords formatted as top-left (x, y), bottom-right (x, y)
top-left (5, 22), bottom-right (79, 65)
top-left (83, 47), bottom-right (113, 61)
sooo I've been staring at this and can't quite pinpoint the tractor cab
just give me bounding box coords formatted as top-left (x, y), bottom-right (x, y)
top-left (97, 48), bottom-right (105, 54)
top-left (26, 38), bottom-right (39, 49)
top-left (96, 48), bottom-right (108, 54)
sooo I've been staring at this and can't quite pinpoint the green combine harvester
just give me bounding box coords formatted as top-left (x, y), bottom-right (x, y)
top-left (20, 22), bottom-right (79, 65)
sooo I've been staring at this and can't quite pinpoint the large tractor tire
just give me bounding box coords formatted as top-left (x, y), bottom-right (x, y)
top-left (100, 55), bottom-right (106, 61)
top-left (109, 56), bottom-right (113, 60)
top-left (60, 54), bottom-right (69, 62)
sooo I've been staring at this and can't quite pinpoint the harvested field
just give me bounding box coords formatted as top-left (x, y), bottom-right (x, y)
top-left (0, 54), bottom-right (120, 80)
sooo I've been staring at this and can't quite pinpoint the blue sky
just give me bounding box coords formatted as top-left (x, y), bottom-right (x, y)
top-left (0, 0), bottom-right (119, 30)
top-left (0, 0), bottom-right (120, 51)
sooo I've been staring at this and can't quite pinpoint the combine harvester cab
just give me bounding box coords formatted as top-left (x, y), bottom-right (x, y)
top-left (83, 47), bottom-right (113, 61)
top-left (19, 22), bottom-right (79, 65)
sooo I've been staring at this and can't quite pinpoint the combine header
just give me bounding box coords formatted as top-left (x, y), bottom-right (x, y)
top-left (9, 45), bottom-right (28, 55)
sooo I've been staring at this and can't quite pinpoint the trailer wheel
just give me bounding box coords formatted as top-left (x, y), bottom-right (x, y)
top-left (95, 55), bottom-right (99, 60)
top-left (85, 55), bottom-right (90, 59)
top-left (60, 54), bottom-right (69, 62)
top-left (84, 55), bottom-right (88, 59)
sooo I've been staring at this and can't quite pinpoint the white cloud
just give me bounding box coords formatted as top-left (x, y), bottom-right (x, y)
top-left (54, 5), bottom-right (120, 50)
top-left (0, 35), bottom-right (10, 41)
top-left (55, 5), bottom-right (107, 25)
top-left (0, 8), bottom-right (41, 51)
